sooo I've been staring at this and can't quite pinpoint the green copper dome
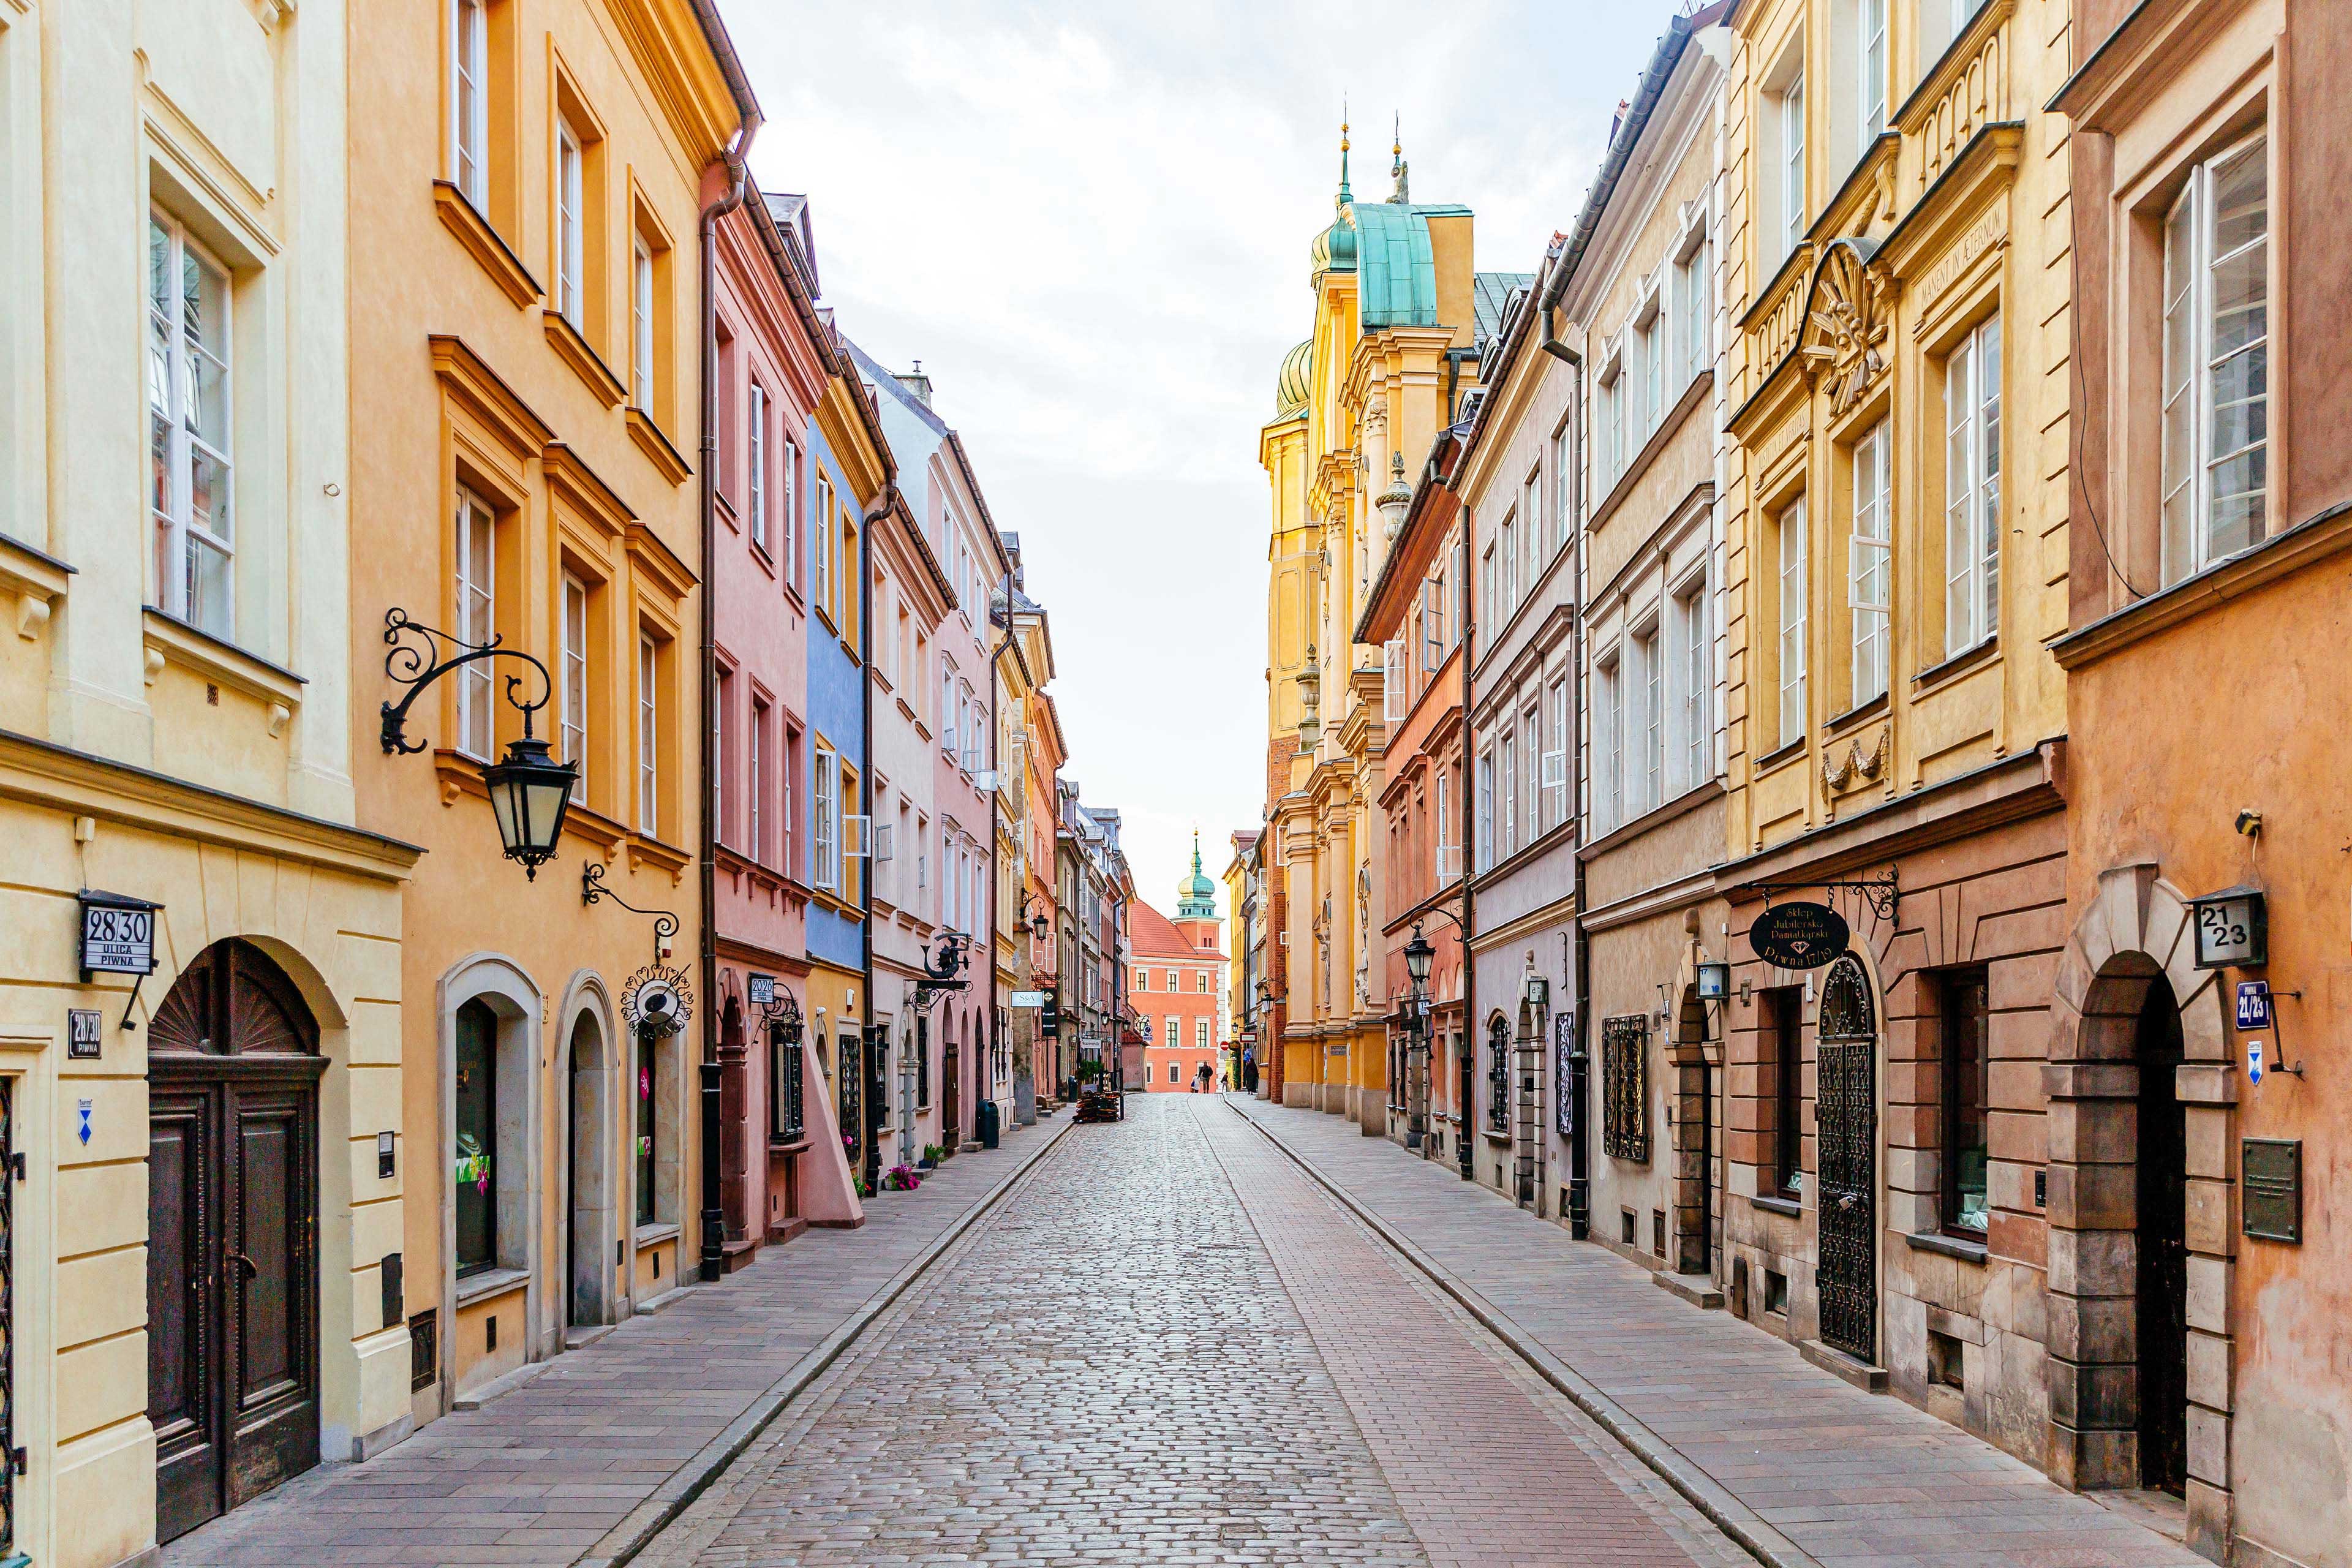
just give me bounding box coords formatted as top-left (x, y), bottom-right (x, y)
top-left (1310, 121), bottom-right (1359, 280)
top-left (1177, 834), bottom-right (1216, 919)
top-left (1275, 340), bottom-right (1311, 415)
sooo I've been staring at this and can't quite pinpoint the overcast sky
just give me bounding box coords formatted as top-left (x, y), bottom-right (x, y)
top-left (723, 1), bottom-right (1687, 921)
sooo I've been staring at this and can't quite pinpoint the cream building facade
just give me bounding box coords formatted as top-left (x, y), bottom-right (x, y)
top-left (0, 2), bottom-right (426, 1562)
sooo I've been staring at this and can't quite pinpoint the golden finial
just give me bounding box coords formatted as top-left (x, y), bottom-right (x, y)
top-left (1341, 92), bottom-right (1349, 152)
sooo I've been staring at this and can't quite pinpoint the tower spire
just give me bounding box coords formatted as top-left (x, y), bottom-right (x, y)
top-left (1390, 113), bottom-right (1409, 204)
top-left (1336, 99), bottom-right (1352, 208)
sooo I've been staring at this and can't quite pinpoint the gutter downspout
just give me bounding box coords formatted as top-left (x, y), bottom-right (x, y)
top-left (860, 485), bottom-right (894, 1196)
top-left (696, 114), bottom-right (759, 1284)
top-left (988, 573), bottom-right (1015, 1133)
top-left (1536, 292), bottom-right (1592, 1242)
top-left (1446, 462), bottom-right (1477, 1183)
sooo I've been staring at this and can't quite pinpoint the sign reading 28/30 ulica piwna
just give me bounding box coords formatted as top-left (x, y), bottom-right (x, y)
top-left (1749, 900), bottom-right (1849, 970)
top-left (78, 890), bottom-right (161, 978)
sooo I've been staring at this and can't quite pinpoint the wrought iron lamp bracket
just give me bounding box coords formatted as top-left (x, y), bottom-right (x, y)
top-left (581, 861), bottom-right (679, 963)
top-left (380, 606), bottom-right (555, 755)
top-left (1745, 869), bottom-right (1900, 924)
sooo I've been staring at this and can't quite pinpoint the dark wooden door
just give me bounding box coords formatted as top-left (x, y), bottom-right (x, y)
top-left (942, 1027), bottom-right (960, 1152)
top-left (1815, 957), bottom-right (1879, 1365)
top-left (148, 940), bottom-right (322, 1543)
top-left (2137, 983), bottom-right (2189, 1495)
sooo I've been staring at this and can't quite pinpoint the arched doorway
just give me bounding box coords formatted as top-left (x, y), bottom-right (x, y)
top-left (941, 1010), bottom-right (960, 1154)
top-left (146, 938), bottom-right (323, 1542)
top-left (1815, 954), bottom-right (1878, 1365)
top-left (564, 1009), bottom-right (612, 1331)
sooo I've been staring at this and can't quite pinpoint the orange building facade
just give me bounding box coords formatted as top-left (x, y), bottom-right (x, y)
top-left (1133, 847), bottom-right (1229, 1092)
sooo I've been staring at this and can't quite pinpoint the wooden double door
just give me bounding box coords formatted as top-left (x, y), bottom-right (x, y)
top-left (146, 940), bottom-right (323, 1544)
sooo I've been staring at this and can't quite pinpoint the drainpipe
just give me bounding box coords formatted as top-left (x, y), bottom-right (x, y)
top-left (860, 485), bottom-right (894, 1194)
top-left (1449, 477), bottom-right (1476, 1182)
top-left (695, 113), bottom-right (759, 1285)
top-left (988, 571), bottom-right (1014, 1132)
top-left (1536, 290), bottom-right (1592, 1242)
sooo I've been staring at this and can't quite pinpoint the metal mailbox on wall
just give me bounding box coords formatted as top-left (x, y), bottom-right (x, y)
top-left (2242, 1137), bottom-right (2302, 1243)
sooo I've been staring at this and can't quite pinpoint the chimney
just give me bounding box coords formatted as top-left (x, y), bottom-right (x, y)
top-left (895, 358), bottom-right (933, 407)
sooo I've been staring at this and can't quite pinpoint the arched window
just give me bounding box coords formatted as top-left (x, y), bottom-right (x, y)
top-left (1820, 954), bottom-right (1875, 1040)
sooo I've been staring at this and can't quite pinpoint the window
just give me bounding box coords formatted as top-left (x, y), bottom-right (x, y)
top-left (1673, 576), bottom-right (1710, 793)
top-left (147, 211), bottom-right (235, 637)
top-left (560, 573), bottom-right (589, 783)
top-left (1642, 627), bottom-right (1665, 813)
top-left (636, 1025), bottom-right (657, 1225)
top-left (1860, 0), bottom-right (1887, 145)
top-left (454, 488), bottom-right (496, 760)
top-left (1134, 968), bottom-right (1148, 992)
top-left (638, 636), bottom-right (659, 835)
top-left (1422, 578), bottom-right (1444, 671)
top-left (1164, 969), bottom-right (1178, 992)
top-left (1436, 769), bottom-right (1455, 882)
top-left (1676, 231), bottom-right (1711, 385)
top-left (814, 473), bottom-right (834, 614)
top-left (747, 382), bottom-right (768, 551)
top-left (714, 666), bottom-right (732, 846)
top-left (1480, 546), bottom-right (1496, 635)
top-left (632, 240), bottom-right (654, 409)
top-left (1850, 419), bottom-right (1890, 703)
top-left (1520, 704), bottom-right (1540, 849)
top-left (1499, 514), bottom-right (1518, 617)
top-left (2161, 135), bottom-right (2269, 585)
top-left (453, 998), bottom-right (498, 1276)
top-left (1169, 1063), bottom-right (1180, 1085)
top-left (1638, 298), bottom-right (1664, 438)
top-left (1550, 420), bottom-right (1574, 555)
top-left (812, 747), bottom-right (839, 891)
top-left (555, 116), bottom-right (584, 327)
top-left (748, 698), bottom-right (768, 864)
top-left (1765, 986), bottom-right (1804, 1199)
top-left (782, 438), bottom-right (801, 584)
top-left (1594, 654), bottom-right (1621, 834)
top-left (1196, 1019), bottom-right (1210, 1049)
top-left (1939, 968), bottom-right (1990, 1235)
top-left (1166, 1017), bottom-right (1179, 1056)
top-left (1777, 497), bottom-right (1807, 747)
top-left (1943, 315), bottom-right (2002, 655)
top-left (1523, 474), bottom-right (1542, 589)
top-left (1597, 363), bottom-right (1624, 492)
top-left (1475, 748), bottom-right (1494, 872)
top-left (1499, 730), bottom-right (1516, 857)
top-left (1779, 69), bottom-right (1806, 258)
top-left (1542, 679), bottom-right (1568, 828)
top-left (450, 0), bottom-right (489, 208)
top-left (1196, 972), bottom-right (1210, 995)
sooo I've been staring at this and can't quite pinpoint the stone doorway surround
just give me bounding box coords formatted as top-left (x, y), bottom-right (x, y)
top-left (2046, 863), bottom-right (2236, 1561)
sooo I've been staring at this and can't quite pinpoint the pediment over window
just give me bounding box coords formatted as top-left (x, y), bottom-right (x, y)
top-left (1798, 238), bottom-right (1891, 418)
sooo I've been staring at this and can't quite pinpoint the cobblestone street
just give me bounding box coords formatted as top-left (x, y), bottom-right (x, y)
top-left (642, 1095), bottom-right (1745, 1567)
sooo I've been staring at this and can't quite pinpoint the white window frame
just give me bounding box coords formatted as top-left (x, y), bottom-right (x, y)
top-left (555, 116), bottom-right (584, 328)
top-left (1781, 69), bottom-right (1807, 260)
top-left (747, 381), bottom-right (768, 551)
top-left (1635, 621), bottom-right (1664, 816)
top-left (1594, 652), bottom-right (1622, 835)
top-left (1675, 226), bottom-right (1711, 387)
top-left (454, 487), bottom-right (496, 761)
top-left (814, 473), bottom-right (834, 614)
top-left (1850, 418), bottom-right (1891, 703)
top-left (812, 747), bottom-right (839, 892)
top-left (782, 437), bottom-right (801, 585)
top-left (2161, 134), bottom-right (2269, 586)
top-left (638, 635), bottom-right (660, 836)
top-left (1475, 748), bottom-right (1494, 872)
top-left (1778, 496), bottom-right (1809, 747)
top-left (1597, 361), bottom-right (1624, 494)
top-left (1542, 678), bottom-right (1568, 829)
top-left (632, 239), bottom-right (654, 410)
top-left (1943, 314), bottom-right (2002, 655)
top-left (748, 698), bottom-right (767, 865)
top-left (560, 571), bottom-right (589, 783)
top-left (148, 210), bottom-right (236, 638)
top-left (450, 0), bottom-right (489, 208)
top-left (1551, 415), bottom-right (1575, 556)
top-left (1673, 573), bottom-right (1711, 794)
top-left (1499, 731), bottom-right (1517, 858)
top-left (1860, 0), bottom-right (1887, 146)
top-left (1499, 513), bottom-right (1518, 617)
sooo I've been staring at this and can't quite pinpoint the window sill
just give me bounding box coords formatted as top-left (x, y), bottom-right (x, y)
top-left (1905, 1228), bottom-right (1988, 1264)
top-left (545, 310), bottom-right (628, 409)
top-left (143, 608), bottom-right (306, 713)
top-left (1749, 1193), bottom-right (1802, 1218)
top-left (634, 1222), bottom-right (681, 1248)
top-left (1482, 1129), bottom-right (1511, 1146)
top-left (1912, 636), bottom-right (1998, 695)
top-left (432, 181), bottom-right (540, 309)
top-left (1752, 735), bottom-right (1807, 777)
top-left (628, 406), bottom-right (693, 486)
top-left (454, 1265), bottom-right (530, 1308)
top-left (1823, 690), bottom-right (1889, 739)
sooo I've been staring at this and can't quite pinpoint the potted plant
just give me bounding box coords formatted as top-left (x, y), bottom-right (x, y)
top-left (883, 1163), bottom-right (922, 1191)
top-left (918, 1142), bottom-right (944, 1170)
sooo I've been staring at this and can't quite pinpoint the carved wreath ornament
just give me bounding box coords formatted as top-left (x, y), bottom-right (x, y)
top-left (1801, 242), bottom-right (1889, 417)
top-left (1820, 726), bottom-right (1889, 802)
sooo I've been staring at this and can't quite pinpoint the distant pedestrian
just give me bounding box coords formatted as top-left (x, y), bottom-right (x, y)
top-left (1242, 1050), bottom-right (1258, 1094)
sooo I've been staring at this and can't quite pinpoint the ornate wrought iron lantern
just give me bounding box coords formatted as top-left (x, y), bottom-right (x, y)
top-left (380, 607), bottom-right (576, 878)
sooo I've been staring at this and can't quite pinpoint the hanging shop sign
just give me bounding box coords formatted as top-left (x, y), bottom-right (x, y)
top-left (1010, 990), bottom-right (1048, 1008)
top-left (622, 963), bottom-right (694, 1038)
top-left (1749, 900), bottom-right (1849, 970)
top-left (2189, 885), bottom-right (2267, 969)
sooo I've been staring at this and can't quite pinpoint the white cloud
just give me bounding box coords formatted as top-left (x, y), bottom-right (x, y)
top-left (721, 0), bottom-right (1684, 910)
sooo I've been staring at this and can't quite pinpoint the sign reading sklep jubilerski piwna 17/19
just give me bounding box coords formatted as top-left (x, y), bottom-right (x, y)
top-left (78, 890), bottom-right (162, 978)
top-left (1748, 900), bottom-right (1849, 970)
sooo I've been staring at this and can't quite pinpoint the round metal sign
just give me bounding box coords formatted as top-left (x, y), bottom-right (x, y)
top-left (1749, 901), bottom-right (1850, 970)
top-left (622, 963), bottom-right (694, 1037)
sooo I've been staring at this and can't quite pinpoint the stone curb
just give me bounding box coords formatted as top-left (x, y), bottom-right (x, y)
top-left (581, 1112), bottom-right (1079, 1568)
top-left (1226, 1099), bottom-right (1821, 1568)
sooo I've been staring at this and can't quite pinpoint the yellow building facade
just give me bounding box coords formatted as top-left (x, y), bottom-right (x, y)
top-left (1261, 131), bottom-right (1491, 1129)
top-left (1715, 0), bottom-right (2076, 1468)
top-left (0, 3), bottom-right (428, 1562)
top-left (347, 0), bottom-right (743, 1432)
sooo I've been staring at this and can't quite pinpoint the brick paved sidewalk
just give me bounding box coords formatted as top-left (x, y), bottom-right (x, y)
top-left (1230, 1098), bottom-right (2204, 1568)
top-left (161, 1112), bottom-right (1071, 1568)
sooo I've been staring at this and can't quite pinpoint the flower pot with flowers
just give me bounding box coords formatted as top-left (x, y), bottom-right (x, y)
top-left (883, 1163), bottom-right (922, 1191)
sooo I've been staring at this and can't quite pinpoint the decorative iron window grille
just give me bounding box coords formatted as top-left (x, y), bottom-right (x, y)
top-left (771, 1035), bottom-right (805, 1142)
top-left (1554, 1011), bottom-right (1577, 1139)
top-left (837, 1029), bottom-right (863, 1164)
top-left (0, 1077), bottom-right (16, 1561)
top-left (1485, 1018), bottom-right (1510, 1133)
top-left (408, 1308), bottom-right (439, 1392)
top-left (1602, 1014), bottom-right (1651, 1163)
top-left (1816, 954), bottom-right (1879, 1363)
